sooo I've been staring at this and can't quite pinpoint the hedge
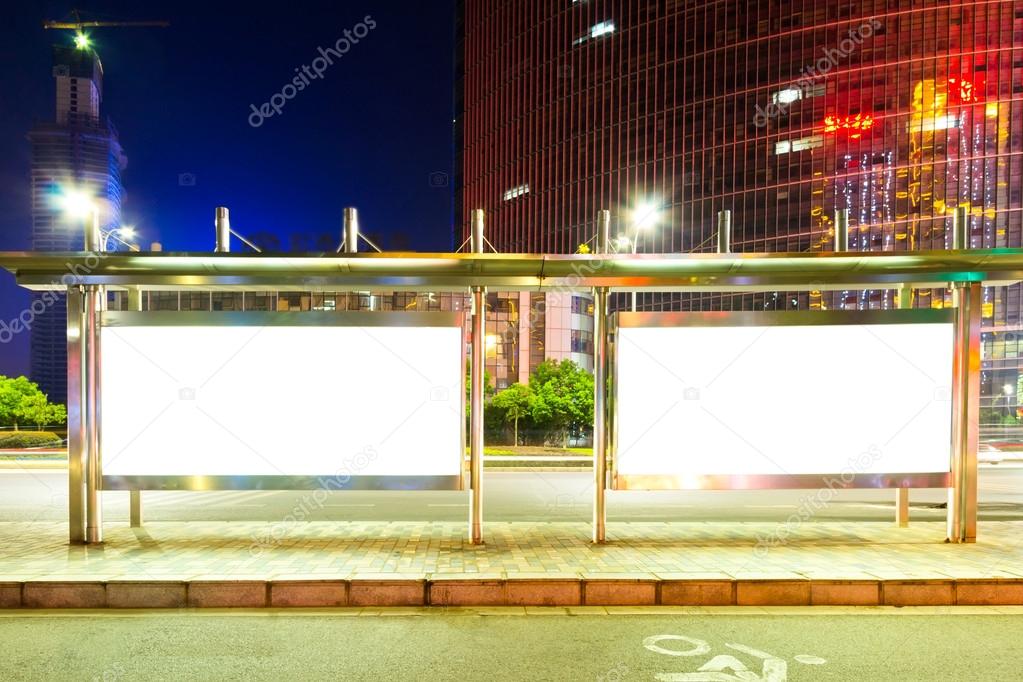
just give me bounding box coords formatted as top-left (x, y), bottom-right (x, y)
top-left (0, 431), bottom-right (63, 449)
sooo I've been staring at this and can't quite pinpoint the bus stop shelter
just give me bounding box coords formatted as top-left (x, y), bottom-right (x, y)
top-left (3, 241), bottom-right (1022, 548)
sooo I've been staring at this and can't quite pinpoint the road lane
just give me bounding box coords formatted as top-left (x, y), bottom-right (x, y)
top-left (1, 467), bottom-right (1021, 523)
top-left (0, 608), bottom-right (1020, 681)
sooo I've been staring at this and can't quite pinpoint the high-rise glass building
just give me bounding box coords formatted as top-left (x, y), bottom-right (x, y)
top-left (458, 0), bottom-right (1023, 406)
top-left (29, 44), bottom-right (126, 401)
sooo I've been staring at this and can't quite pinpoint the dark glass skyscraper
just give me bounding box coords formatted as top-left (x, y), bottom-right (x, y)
top-left (459, 0), bottom-right (1023, 404)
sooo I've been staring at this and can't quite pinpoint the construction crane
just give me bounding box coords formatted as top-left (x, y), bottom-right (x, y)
top-left (43, 9), bottom-right (168, 49)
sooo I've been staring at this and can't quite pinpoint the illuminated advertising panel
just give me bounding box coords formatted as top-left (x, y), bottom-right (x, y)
top-left (100, 314), bottom-right (463, 483)
top-left (614, 312), bottom-right (954, 485)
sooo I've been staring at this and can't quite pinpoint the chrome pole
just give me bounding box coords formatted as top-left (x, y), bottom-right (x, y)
top-left (951, 206), bottom-right (969, 250)
top-left (344, 207), bottom-right (359, 254)
top-left (834, 208), bottom-right (849, 252)
top-left (127, 285), bottom-right (143, 528)
top-left (66, 285), bottom-right (85, 544)
top-left (593, 210), bottom-right (611, 543)
top-left (895, 282), bottom-right (913, 527)
top-left (717, 210), bottom-right (731, 254)
top-left (84, 211), bottom-right (103, 544)
top-left (215, 207), bottom-right (230, 252)
top-left (949, 282), bottom-right (980, 543)
top-left (469, 209), bottom-right (486, 544)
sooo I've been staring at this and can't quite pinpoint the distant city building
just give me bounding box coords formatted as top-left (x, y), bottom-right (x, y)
top-left (28, 44), bottom-right (126, 400)
top-left (457, 1), bottom-right (1023, 406)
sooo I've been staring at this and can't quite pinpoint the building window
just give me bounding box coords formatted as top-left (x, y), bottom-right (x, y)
top-left (571, 296), bottom-right (594, 315)
top-left (502, 183), bottom-right (530, 201)
top-left (571, 329), bottom-right (594, 355)
top-left (770, 83), bottom-right (824, 105)
top-left (774, 135), bottom-right (823, 155)
top-left (574, 20), bottom-right (615, 45)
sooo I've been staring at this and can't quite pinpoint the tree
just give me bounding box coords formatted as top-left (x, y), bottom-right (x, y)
top-left (528, 360), bottom-right (594, 446)
top-left (0, 375), bottom-right (66, 430)
top-left (465, 361), bottom-right (495, 416)
top-left (491, 383), bottom-right (533, 445)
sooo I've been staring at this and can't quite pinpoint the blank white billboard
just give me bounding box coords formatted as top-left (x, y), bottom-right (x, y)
top-left (616, 320), bottom-right (954, 478)
top-left (100, 323), bottom-right (463, 477)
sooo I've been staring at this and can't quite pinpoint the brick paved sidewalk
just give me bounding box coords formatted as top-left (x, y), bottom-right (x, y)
top-left (2, 521), bottom-right (1022, 607)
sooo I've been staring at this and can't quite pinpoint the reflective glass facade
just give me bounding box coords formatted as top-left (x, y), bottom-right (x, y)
top-left (459, 0), bottom-right (1023, 409)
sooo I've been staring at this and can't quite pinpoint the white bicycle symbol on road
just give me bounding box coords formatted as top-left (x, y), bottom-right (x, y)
top-left (643, 634), bottom-right (827, 681)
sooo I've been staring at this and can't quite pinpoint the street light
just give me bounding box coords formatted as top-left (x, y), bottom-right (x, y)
top-left (58, 190), bottom-right (101, 251)
top-left (624, 198), bottom-right (663, 311)
top-left (101, 226), bottom-right (140, 252)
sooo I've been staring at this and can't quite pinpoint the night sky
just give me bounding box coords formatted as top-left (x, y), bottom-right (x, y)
top-left (0, 1), bottom-right (457, 378)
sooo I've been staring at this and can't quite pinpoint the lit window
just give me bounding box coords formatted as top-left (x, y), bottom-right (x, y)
top-left (770, 83), bottom-right (824, 105)
top-left (948, 76), bottom-right (984, 104)
top-left (502, 184), bottom-right (530, 201)
top-left (775, 135), bottom-right (823, 155)
top-left (574, 20), bottom-right (616, 45)
top-left (823, 114), bottom-right (874, 139)
top-left (772, 88), bottom-right (802, 105)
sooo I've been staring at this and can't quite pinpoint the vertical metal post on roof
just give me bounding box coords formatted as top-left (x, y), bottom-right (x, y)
top-left (343, 207), bottom-right (359, 254)
top-left (717, 210), bottom-right (731, 254)
top-left (593, 210), bottom-right (611, 544)
top-left (949, 281), bottom-right (981, 543)
top-left (834, 208), bottom-right (849, 252)
top-left (215, 207), bottom-right (231, 253)
top-left (951, 206), bottom-right (969, 250)
top-left (469, 209), bottom-right (485, 545)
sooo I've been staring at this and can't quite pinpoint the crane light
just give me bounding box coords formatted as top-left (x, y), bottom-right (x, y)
top-left (73, 32), bottom-right (91, 49)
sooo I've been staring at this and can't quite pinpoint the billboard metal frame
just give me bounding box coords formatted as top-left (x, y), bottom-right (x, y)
top-left (600, 305), bottom-right (978, 542)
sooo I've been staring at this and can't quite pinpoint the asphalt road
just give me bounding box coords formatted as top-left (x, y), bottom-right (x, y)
top-left (0, 609), bottom-right (1020, 681)
top-left (1, 467), bottom-right (1022, 524)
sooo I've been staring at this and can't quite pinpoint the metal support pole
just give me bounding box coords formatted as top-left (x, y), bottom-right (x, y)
top-left (84, 212), bottom-right (103, 543)
top-left (593, 210), bottom-right (611, 543)
top-left (949, 282), bottom-right (981, 543)
top-left (717, 210), bottom-right (731, 254)
top-left (344, 207), bottom-right (359, 254)
top-left (215, 207), bottom-right (230, 253)
top-left (951, 206), bottom-right (969, 250)
top-left (895, 282), bottom-right (913, 527)
top-left (127, 286), bottom-right (143, 528)
top-left (834, 208), bottom-right (849, 252)
top-left (469, 209), bottom-right (485, 545)
top-left (66, 286), bottom-right (85, 544)
top-left (129, 490), bottom-right (142, 528)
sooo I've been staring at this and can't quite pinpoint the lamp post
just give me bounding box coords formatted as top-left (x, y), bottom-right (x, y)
top-left (619, 200), bottom-right (662, 312)
top-left (100, 226), bottom-right (139, 252)
top-left (58, 190), bottom-right (104, 543)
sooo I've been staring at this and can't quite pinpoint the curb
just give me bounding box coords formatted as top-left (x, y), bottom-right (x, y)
top-left (3, 576), bottom-right (1023, 609)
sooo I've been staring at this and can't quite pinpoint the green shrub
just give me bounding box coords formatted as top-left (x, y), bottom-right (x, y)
top-left (0, 431), bottom-right (63, 449)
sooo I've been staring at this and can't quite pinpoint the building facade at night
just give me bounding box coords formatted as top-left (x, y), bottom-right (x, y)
top-left (28, 44), bottom-right (126, 401)
top-left (458, 0), bottom-right (1023, 408)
